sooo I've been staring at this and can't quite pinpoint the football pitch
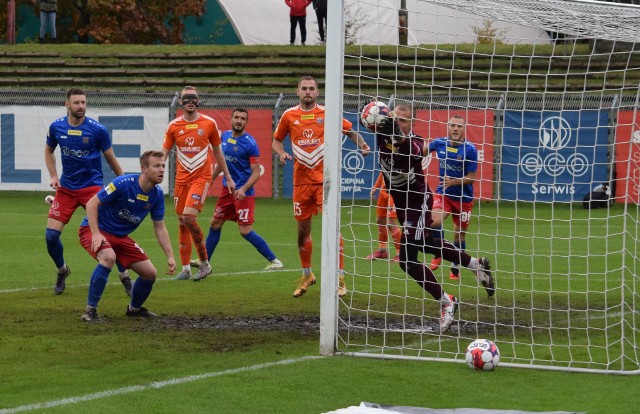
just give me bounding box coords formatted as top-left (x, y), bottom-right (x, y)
top-left (1, 191), bottom-right (639, 414)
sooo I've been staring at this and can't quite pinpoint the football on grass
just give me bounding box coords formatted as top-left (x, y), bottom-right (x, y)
top-left (360, 101), bottom-right (390, 131)
top-left (465, 339), bottom-right (500, 371)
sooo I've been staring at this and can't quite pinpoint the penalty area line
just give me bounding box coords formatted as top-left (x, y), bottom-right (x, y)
top-left (0, 355), bottom-right (322, 414)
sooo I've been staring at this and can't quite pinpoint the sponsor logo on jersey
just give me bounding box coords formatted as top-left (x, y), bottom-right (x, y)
top-left (179, 129), bottom-right (185, 135)
top-left (186, 137), bottom-right (195, 146)
top-left (118, 209), bottom-right (142, 225)
top-left (293, 120), bottom-right (300, 125)
top-left (297, 138), bottom-right (321, 147)
top-left (137, 194), bottom-right (149, 202)
top-left (67, 130), bottom-right (82, 136)
top-left (303, 129), bottom-right (314, 139)
top-left (301, 114), bottom-right (315, 120)
top-left (191, 194), bottom-right (202, 201)
top-left (105, 183), bottom-right (116, 194)
top-left (228, 138), bottom-right (237, 144)
top-left (447, 147), bottom-right (458, 153)
top-left (186, 124), bottom-right (198, 129)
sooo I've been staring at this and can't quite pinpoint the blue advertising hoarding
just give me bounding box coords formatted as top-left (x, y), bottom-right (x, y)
top-left (501, 110), bottom-right (609, 202)
top-left (281, 113), bottom-right (377, 200)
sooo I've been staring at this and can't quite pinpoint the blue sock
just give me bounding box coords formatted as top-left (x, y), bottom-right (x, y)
top-left (45, 228), bottom-right (65, 269)
top-left (87, 264), bottom-right (112, 308)
top-left (116, 261), bottom-right (126, 273)
top-left (131, 277), bottom-right (155, 309)
top-left (242, 231), bottom-right (276, 261)
top-left (205, 227), bottom-right (222, 260)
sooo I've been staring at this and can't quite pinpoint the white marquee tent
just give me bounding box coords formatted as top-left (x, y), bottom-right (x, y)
top-left (217, 0), bottom-right (550, 45)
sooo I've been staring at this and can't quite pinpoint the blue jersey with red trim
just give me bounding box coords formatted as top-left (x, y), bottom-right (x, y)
top-left (428, 138), bottom-right (478, 202)
top-left (80, 174), bottom-right (165, 237)
top-left (46, 116), bottom-right (112, 190)
top-left (220, 130), bottom-right (260, 197)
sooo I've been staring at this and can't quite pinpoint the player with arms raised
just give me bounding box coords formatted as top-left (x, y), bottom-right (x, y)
top-left (163, 86), bottom-right (235, 281)
top-left (273, 75), bottom-right (370, 298)
top-left (376, 103), bottom-right (493, 331)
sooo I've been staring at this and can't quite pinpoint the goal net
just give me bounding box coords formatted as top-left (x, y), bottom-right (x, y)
top-left (322, 0), bottom-right (640, 374)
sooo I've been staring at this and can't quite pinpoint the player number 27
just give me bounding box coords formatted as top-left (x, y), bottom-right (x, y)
top-left (237, 208), bottom-right (250, 221)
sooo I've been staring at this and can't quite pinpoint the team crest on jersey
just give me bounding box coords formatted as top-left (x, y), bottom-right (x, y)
top-left (83, 137), bottom-right (90, 144)
top-left (317, 118), bottom-right (324, 125)
top-left (198, 129), bottom-right (204, 136)
top-left (186, 137), bottom-right (195, 146)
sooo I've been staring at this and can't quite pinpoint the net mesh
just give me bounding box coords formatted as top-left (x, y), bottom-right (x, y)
top-left (333, 0), bottom-right (640, 373)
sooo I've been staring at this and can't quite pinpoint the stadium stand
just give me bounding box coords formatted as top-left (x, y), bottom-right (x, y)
top-left (0, 46), bottom-right (637, 94)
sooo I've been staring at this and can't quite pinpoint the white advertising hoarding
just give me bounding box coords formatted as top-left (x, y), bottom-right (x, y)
top-left (0, 106), bottom-right (170, 192)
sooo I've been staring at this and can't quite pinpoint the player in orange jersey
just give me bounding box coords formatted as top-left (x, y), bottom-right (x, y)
top-left (367, 172), bottom-right (402, 262)
top-left (162, 86), bottom-right (235, 281)
top-left (272, 75), bottom-right (370, 298)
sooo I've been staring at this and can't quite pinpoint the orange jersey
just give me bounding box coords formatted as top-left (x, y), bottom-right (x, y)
top-left (373, 172), bottom-right (389, 196)
top-left (274, 104), bottom-right (352, 185)
top-left (163, 114), bottom-right (221, 185)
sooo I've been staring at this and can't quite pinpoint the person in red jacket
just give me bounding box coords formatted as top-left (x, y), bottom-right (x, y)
top-left (285, 0), bottom-right (312, 46)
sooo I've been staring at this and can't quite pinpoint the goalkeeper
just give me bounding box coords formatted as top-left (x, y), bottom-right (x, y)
top-left (374, 104), bottom-right (494, 330)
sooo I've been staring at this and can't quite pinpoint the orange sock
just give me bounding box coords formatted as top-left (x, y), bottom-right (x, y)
top-left (182, 214), bottom-right (207, 262)
top-left (391, 227), bottom-right (402, 254)
top-left (299, 235), bottom-right (313, 269)
top-left (178, 223), bottom-right (192, 266)
top-left (378, 225), bottom-right (388, 250)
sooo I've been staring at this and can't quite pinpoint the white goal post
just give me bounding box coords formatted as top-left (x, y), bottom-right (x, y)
top-left (321, 0), bottom-right (640, 374)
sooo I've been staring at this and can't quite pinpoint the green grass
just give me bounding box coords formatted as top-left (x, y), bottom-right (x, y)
top-left (1, 191), bottom-right (640, 413)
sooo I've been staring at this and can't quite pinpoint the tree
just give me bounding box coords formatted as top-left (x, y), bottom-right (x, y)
top-left (74, 0), bottom-right (206, 44)
top-left (2, 0), bottom-right (206, 44)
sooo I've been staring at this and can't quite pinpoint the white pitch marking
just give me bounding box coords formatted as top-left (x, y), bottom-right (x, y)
top-left (0, 356), bottom-right (322, 414)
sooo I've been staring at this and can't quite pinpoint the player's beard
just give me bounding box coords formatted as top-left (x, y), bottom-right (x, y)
top-left (69, 109), bottom-right (84, 121)
top-left (232, 125), bottom-right (244, 134)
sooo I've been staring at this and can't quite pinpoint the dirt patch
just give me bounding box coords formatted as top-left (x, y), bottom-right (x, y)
top-left (145, 314), bottom-right (495, 336)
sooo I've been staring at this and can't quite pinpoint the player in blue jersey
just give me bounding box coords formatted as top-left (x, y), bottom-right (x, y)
top-left (191, 108), bottom-right (283, 280)
top-left (44, 88), bottom-right (132, 296)
top-left (427, 115), bottom-right (479, 280)
top-left (78, 150), bottom-right (176, 323)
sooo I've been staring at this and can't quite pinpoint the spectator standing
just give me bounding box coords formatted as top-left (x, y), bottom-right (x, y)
top-left (285, 0), bottom-right (312, 46)
top-left (312, 0), bottom-right (327, 43)
top-left (38, 0), bottom-right (57, 43)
